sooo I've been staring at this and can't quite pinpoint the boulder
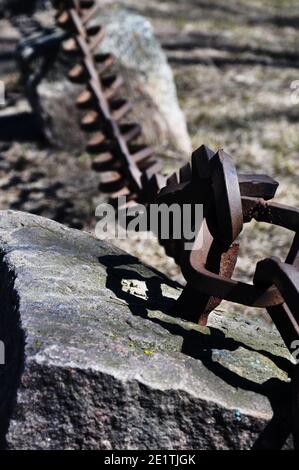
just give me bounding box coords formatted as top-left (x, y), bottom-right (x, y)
top-left (30, 7), bottom-right (192, 156)
top-left (0, 210), bottom-right (294, 449)
top-left (94, 8), bottom-right (192, 156)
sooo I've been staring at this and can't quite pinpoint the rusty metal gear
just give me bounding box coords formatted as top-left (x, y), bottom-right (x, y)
top-left (52, 0), bottom-right (299, 449)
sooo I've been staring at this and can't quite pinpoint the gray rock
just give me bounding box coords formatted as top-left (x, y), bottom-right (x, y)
top-left (0, 210), bottom-right (294, 449)
top-left (32, 7), bottom-right (192, 156)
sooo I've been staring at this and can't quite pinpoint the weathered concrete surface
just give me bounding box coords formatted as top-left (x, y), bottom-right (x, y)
top-left (0, 210), bottom-right (294, 450)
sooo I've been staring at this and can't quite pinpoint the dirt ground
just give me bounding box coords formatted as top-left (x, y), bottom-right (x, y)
top-left (0, 0), bottom-right (299, 321)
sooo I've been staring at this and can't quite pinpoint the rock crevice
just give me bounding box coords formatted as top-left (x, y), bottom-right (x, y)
top-left (0, 249), bottom-right (25, 449)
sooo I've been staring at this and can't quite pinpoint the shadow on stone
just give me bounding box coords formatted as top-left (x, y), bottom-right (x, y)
top-left (0, 252), bottom-right (25, 449)
top-left (99, 252), bottom-right (294, 450)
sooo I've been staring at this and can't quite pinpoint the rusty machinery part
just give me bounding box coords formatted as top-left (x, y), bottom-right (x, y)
top-left (50, 0), bottom-right (298, 450)
top-left (52, 3), bottom-right (299, 343)
top-left (155, 146), bottom-right (297, 322)
top-left (154, 145), bottom-right (281, 323)
top-left (53, 0), bottom-right (160, 207)
top-left (156, 146), bottom-right (299, 448)
top-left (254, 256), bottom-right (299, 448)
top-left (52, 2), bottom-right (279, 239)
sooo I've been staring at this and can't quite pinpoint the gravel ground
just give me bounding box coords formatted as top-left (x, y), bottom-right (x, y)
top-left (0, 0), bottom-right (299, 321)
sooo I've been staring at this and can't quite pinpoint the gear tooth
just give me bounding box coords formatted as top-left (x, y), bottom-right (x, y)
top-left (62, 38), bottom-right (79, 55)
top-left (81, 111), bottom-right (100, 131)
top-left (56, 10), bottom-right (71, 29)
top-left (68, 64), bottom-right (87, 83)
top-left (179, 163), bottom-right (192, 183)
top-left (111, 187), bottom-right (131, 199)
top-left (95, 53), bottom-right (114, 73)
top-left (110, 99), bottom-right (131, 121)
top-left (82, 4), bottom-right (101, 25)
top-left (86, 133), bottom-right (107, 153)
top-left (143, 173), bottom-right (166, 201)
top-left (89, 27), bottom-right (106, 51)
top-left (129, 146), bottom-right (154, 166)
top-left (192, 144), bottom-right (216, 179)
top-left (76, 89), bottom-right (93, 109)
top-left (86, 24), bottom-right (101, 37)
top-left (92, 153), bottom-right (115, 172)
top-left (167, 172), bottom-right (179, 187)
top-left (120, 124), bottom-right (142, 143)
top-left (102, 75), bottom-right (124, 99)
top-left (99, 171), bottom-right (125, 193)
